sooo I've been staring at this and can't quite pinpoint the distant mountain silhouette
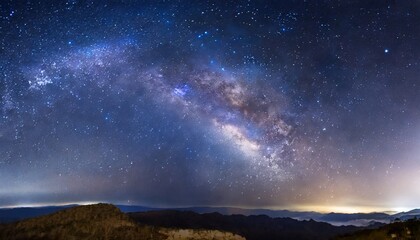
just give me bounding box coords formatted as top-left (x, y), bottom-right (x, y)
top-left (319, 212), bottom-right (390, 222)
top-left (169, 206), bottom-right (323, 220)
top-left (4, 203), bottom-right (418, 240)
top-left (172, 207), bottom-right (392, 226)
top-left (2, 204), bottom-right (420, 227)
top-left (392, 209), bottom-right (420, 221)
top-left (116, 205), bottom-right (159, 213)
top-left (0, 204), bottom-right (157, 223)
top-left (0, 205), bottom-right (76, 223)
top-left (335, 218), bottom-right (420, 239)
top-left (129, 210), bottom-right (362, 240)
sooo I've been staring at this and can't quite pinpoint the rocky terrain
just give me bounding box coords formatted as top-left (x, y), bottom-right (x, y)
top-left (0, 203), bottom-right (244, 240)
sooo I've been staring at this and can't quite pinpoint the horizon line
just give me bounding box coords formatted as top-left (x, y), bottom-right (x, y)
top-left (0, 201), bottom-right (413, 214)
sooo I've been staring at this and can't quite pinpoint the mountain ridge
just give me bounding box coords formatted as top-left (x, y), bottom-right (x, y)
top-left (129, 209), bottom-right (362, 240)
top-left (1, 203), bottom-right (418, 226)
top-left (0, 203), bottom-right (245, 240)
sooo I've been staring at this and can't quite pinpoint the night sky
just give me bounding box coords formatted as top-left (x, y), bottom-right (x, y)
top-left (1, 0), bottom-right (420, 212)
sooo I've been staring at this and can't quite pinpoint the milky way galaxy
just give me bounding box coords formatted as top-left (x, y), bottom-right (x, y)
top-left (1, 1), bottom-right (420, 212)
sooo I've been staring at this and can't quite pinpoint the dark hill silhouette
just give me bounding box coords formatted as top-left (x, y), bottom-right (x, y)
top-left (2, 204), bottom-right (420, 227)
top-left (335, 218), bottom-right (420, 239)
top-left (129, 210), bottom-right (362, 240)
top-left (165, 206), bottom-right (325, 221)
top-left (319, 212), bottom-right (390, 222)
top-left (3, 203), bottom-right (414, 240)
top-left (392, 209), bottom-right (420, 221)
top-left (0, 203), bottom-right (164, 240)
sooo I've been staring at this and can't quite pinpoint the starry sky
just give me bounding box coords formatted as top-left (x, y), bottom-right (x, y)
top-left (1, 0), bottom-right (420, 212)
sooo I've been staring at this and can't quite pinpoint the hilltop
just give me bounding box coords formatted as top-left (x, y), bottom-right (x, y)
top-left (0, 203), bottom-right (164, 240)
top-left (0, 203), bottom-right (244, 240)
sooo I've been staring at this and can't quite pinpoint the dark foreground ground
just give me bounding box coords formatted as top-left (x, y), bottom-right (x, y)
top-left (2, 203), bottom-right (417, 240)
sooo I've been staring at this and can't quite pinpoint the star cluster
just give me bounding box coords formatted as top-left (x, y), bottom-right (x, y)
top-left (1, 1), bottom-right (420, 211)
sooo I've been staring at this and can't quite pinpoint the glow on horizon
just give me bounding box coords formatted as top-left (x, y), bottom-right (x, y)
top-left (288, 205), bottom-right (411, 214)
top-left (0, 201), bottom-right (414, 214)
top-left (221, 204), bottom-right (412, 214)
top-left (0, 201), bottom-right (101, 209)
